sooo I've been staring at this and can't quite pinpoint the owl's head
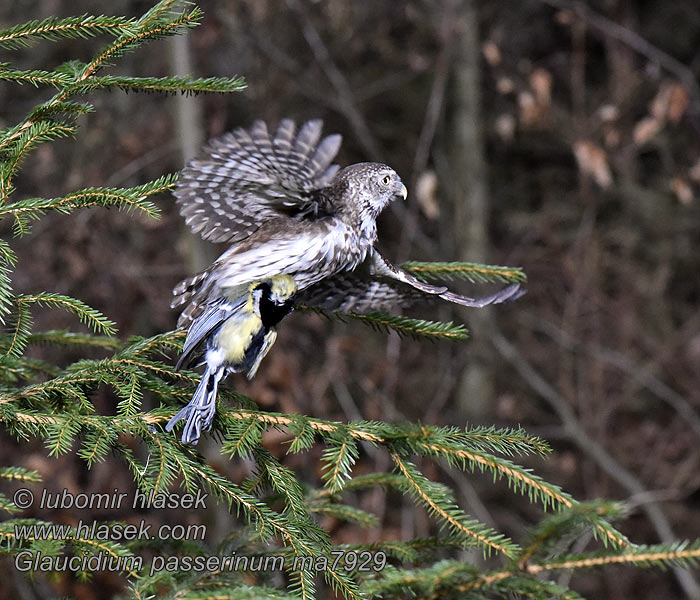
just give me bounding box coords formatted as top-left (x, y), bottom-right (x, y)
top-left (335, 162), bottom-right (407, 219)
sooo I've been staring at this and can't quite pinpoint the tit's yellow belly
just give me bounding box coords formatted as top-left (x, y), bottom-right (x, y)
top-left (214, 313), bottom-right (263, 366)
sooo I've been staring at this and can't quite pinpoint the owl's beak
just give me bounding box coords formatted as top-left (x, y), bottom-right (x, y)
top-left (399, 184), bottom-right (408, 201)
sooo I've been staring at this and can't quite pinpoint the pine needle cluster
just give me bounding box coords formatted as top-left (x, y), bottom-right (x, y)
top-left (1, 2), bottom-right (698, 599)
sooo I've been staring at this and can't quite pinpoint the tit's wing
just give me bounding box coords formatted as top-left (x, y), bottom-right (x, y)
top-left (300, 254), bottom-right (524, 314)
top-left (175, 119), bottom-right (342, 244)
top-left (175, 292), bottom-right (248, 370)
top-left (246, 329), bottom-right (277, 380)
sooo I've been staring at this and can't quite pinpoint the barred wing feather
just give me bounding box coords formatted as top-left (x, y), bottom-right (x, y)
top-left (175, 119), bottom-right (342, 244)
top-left (301, 253), bottom-right (524, 313)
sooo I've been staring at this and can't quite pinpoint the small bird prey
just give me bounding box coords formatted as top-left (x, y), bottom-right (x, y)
top-left (172, 119), bottom-right (522, 326)
top-left (167, 275), bottom-right (297, 445)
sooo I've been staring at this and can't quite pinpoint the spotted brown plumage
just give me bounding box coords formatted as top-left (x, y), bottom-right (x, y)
top-left (172, 119), bottom-right (522, 327)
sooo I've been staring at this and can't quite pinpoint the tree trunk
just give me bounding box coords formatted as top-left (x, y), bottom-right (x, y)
top-left (450, 0), bottom-right (494, 420)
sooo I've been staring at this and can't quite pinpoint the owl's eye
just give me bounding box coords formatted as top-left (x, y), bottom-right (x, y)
top-left (381, 175), bottom-right (391, 185)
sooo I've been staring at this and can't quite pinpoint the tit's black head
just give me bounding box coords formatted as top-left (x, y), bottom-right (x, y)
top-left (255, 280), bottom-right (296, 329)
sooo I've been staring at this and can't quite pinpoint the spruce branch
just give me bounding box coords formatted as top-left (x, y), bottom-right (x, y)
top-left (25, 330), bottom-right (120, 351)
top-left (519, 500), bottom-right (630, 565)
top-left (1, 121), bottom-right (76, 201)
top-left (306, 307), bottom-right (469, 341)
top-left (113, 369), bottom-right (143, 416)
top-left (468, 574), bottom-right (586, 600)
top-left (402, 261), bottom-right (527, 284)
top-left (0, 355), bottom-right (58, 381)
top-left (0, 14), bottom-right (136, 49)
top-left (137, 0), bottom-right (187, 27)
top-left (411, 439), bottom-right (575, 512)
top-left (78, 422), bottom-right (119, 467)
top-left (0, 174), bottom-right (175, 231)
top-left (28, 100), bottom-right (94, 121)
top-left (79, 5), bottom-right (203, 80)
top-left (0, 2), bottom-right (244, 159)
top-left (67, 74), bottom-right (247, 96)
top-left (0, 64), bottom-right (72, 88)
top-left (0, 466), bottom-right (41, 483)
top-left (1, 519), bottom-right (141, 578)
top-left (0, 239), bottom-right (16, 324)
top-left (526, 541), bottom-right (700, 573)
top-left (16, 292), bottom-right (116, 335)
top-left (3, 298), bottom-right (32, 358)
top-left (449, 542), bottom-right (700, 598)
top-left (222, 417), bottom-right (265, 458)
top-left (320, 429), bottom-right (359, 493)
top-left (253, 447), bottom-right (310, 521)
top-left (310, 472), bottom-right (408, 500)
top-left (389, 449), bottom-right (519, 558)
top-left (0, 493), bottom-right (18, 515)
top-left (308, 503), bottom-right (379, 529)
top-left (178, 460), bottom-right (362, 600)
top-left (349, 312), bottom-right (468, 340)
top-left (360, 559), bottom-right (481, 599)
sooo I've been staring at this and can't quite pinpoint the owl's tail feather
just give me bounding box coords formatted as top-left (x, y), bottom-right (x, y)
top-left (166, 367), bottom-right (224, 445)
top-left (171, 268), bottom-right (216, 329)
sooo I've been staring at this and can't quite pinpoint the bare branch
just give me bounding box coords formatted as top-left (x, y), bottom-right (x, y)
top-left (492, 330), bottom-right (700, 599)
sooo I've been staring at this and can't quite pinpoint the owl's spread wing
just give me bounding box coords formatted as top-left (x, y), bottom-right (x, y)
top-left (300, 275), bottom-right (425, 313)
top-left (175, 119), bottom-right (342, 244)
top-left (368, 251), bottom-right (448, 295)
top-left (369, 251), bottom-right (524, 308)
top-left (301, 252), bottom-right (524, 313)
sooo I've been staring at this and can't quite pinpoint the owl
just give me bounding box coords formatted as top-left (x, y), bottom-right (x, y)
top-left (172, 118), bottom-right (522, 324)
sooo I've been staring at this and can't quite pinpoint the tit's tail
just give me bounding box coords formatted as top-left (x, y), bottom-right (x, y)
top-left (165, 367), bottom-right (225, 445)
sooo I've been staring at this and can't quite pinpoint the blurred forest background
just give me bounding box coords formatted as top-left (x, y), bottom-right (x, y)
top-left (1, 0), bottom-right (700, 598)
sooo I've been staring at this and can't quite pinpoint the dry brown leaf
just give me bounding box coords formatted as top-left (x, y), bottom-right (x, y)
top-left (689, 159), bottom-right (700, 183)
top-left (649, 82), bottom-right (689, 124)
top-left (670, 177), bottom-right (693, 205)
top-left (414, 170), bottom-right (440, 220)
top-left (496, 76), bottom-right (515, 95)
top-left (555, 10), bottom-right (573, 25)
top-left (688, 333), bottom-right (700, 363)
top-left (482, 41), bottom-right (501, 66)
top-left (530, 68), bottom-right (552, 106)
top-left (518, 90), bottom-right (539, 126)
top-left (633, 116), bottom-right (663, 145)
top-left (495, 113), bottom-right (516, 143)
top-left (573, 140), bottom-right (613, 189)
top-left (667, 84), bottom-right (689, 123)
top-left (650, 84), bottom-right (672, 120)
top-left (604, 128), bottom-right (621, 148)
top-left (598, 104), bottom-right (619, 122)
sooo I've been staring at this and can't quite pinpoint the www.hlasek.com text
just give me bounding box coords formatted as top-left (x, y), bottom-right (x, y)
top-left (14, 519), bottom-right (206, 543)
top-left (15, 550), bottom-right (388, 577)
